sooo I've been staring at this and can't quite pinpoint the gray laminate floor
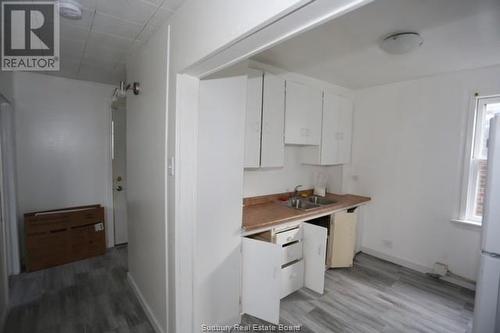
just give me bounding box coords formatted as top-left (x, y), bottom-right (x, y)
top-left (3, 250), bottom-right (475, 333)
top-left (242, 253), bottom-right (475, 333)
top-left (2, 246), bottom-right (154, 333)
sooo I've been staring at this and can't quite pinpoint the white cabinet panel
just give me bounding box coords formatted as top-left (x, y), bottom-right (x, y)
top-left (275, 226), bottom-right (302, 245)
top-left (244, 69), bottom-right (263, 168)
top-left (284, 81), bottom-right (322, 145)
top-left (337, 96), bottom-right (353, 165)
top-left (281, 242), bottom-right (302, 265)
top-left (301, 92), bottom-right (353, 165)
top-left (302, 222), bottom-right (327, 294)
top-left (329, 210), bottom-right (357, 268)
top-left (261, 72), bottom-right (285, 167)
top-left (280, 260), bottom-right (304, 298)
top-left (243, 70), bottom-right (285, 168)
top-left (242, 237), bottom-right (281, 325)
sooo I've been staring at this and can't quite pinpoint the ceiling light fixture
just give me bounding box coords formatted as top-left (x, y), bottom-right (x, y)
top-left (379, 32), bottom-right (423, 55)
top-left (58, 0), bottom-right (83, 20)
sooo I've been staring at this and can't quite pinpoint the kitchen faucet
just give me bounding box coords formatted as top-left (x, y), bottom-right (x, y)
top-left (293, 185), bottom-right (302, 198)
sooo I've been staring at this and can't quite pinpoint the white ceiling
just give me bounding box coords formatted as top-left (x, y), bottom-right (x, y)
top-left (33, 0), bottom-right (186, 84)
top-left (253, 0), bottom-right (500, 89)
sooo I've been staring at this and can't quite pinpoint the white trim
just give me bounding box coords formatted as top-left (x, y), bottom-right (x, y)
top-left (164, 25), bottom-right (172, 333)
top-left (127, 273), bottom-right (165, 333)
top-left (361, 247), bottom-right (431, 274)
top-left (458, 94), bottom-right (500, 224)
top-left (0, 114), bottom-right (9, 324)
top-left (174, 74), bottom-right (199, 333)
top-left (457, 94), bottom-right (479, 223)
top-left (105, 98), bottom-right (115, 248)
top-left (450, 218), bottom-right (482, 228)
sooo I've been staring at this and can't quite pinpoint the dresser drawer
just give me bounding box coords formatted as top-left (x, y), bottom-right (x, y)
top-left (281, 242), bottom-right (302, 265)
top-left (280, 259), bottom-right (304, 299)
top-left (275, 227), bottom-right (302, 246)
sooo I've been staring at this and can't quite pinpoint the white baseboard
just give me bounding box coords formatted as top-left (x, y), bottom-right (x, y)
top-left (361, 247), bottom-right (431, 274)
top-left (127, 273), bottom-right (165, 333)
top-left (360, 247), bottom-right (476, 290)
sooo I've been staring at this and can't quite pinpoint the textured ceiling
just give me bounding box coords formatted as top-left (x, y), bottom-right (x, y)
top-left (254, 0), bottom-right (500, 89)
top-left (8, 0), bottom-right (186, 84)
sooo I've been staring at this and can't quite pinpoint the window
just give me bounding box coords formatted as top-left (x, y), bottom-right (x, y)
top-left (462, 96), bottom-right (500, 223)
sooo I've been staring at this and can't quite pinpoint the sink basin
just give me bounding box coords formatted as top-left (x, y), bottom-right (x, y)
top-left (306, 196), bottom-right (337, 205)
top-left (284, 198), bottom-right (320, 211)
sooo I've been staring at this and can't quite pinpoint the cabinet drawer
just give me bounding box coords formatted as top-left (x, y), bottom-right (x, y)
top-left (281, 242), bottom-right (302, 265)
top-left (280, 260), bottom-right (304, 299)
top-left (275, 227), bottom-right (302, 246)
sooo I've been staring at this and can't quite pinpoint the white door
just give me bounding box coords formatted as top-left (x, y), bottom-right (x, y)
top-left (303, 222), bottom-right (327, 294)
top-left (112, 107), bottom-right (128, 245)
top-left (242, 237), bottom-right (281, 325)
top-left (284, 81), bottom-right (322, 145)
top-left (244, 69), bottom-right (263, 168)
top-left (261, 72), bottom-right (285, 167)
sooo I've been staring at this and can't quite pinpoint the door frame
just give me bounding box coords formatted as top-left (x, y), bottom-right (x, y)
top-left (172, 1), bottom-right (372, 332)
top-left (0, 100), bottom-right (9, 328)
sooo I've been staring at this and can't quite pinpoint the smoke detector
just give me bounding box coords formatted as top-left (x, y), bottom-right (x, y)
top-left (380, 32), bottom-right (423, 55)
top-left (58, 0), bottom-right (82, 20)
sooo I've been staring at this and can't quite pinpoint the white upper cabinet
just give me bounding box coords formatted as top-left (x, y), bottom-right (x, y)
top-left (261, 72), bottom-right (285, 167)
top-left (243, 69), bottom-right (285, 168)
top-left (244, 69), bottom-right (263, 168)
top-left (284, 81), bottom-right (323, 145)
top-left (302, 92), bottom-right (353, 165)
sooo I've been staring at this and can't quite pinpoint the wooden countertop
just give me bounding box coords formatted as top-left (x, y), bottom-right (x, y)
top-left (242, 192), bottom-right (371, 233)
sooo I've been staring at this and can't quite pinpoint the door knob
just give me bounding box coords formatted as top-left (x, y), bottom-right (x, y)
top-left (115, 185), bottom-right (123, 192)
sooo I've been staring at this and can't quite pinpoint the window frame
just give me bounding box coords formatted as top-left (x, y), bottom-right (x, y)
top-left (458, 95), bottom-right (500, 225)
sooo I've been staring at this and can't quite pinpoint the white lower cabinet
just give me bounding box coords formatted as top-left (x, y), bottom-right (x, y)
top-left (242, 223), bottom-right (327, 324)
top-left (281, 260), bottom-right (304, 298)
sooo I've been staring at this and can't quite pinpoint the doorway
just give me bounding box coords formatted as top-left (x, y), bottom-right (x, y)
top-left (112, 104), bottom-right (128, 245)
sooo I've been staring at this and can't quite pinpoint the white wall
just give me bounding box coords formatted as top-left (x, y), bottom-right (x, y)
top-left (244, 146), bottom-right (342, 197)
top-left (344, 65), bottom-right (500, 281)
top-left (126, 24), bottom-right (169, 333)
top-left (13, 72), bottom-right (114, 248)
top-left (0, 72), bottom-right (14, 102)
top-left (195, 75), bottom-right (246, 327)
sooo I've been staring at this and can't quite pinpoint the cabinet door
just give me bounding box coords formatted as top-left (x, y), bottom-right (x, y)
top-left (284, 81), bottom-right (322, 145)
top-left (320, 92), bottom-right (341, 165)
top-left (242, 237), bottom-right (281, 324)
top-left (337, 96), bottom-right (353, 164)
top-left (302, 223), bottom-right (327, 294)
top-left (244, 69), bottom-right (263, 168)
top-left (330, 210), bottom-right (357, 268)
top-left (261, 72), bottom-right (285, 167)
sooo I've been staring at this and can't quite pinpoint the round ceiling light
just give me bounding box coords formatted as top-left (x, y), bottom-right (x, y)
top-left (380, 32), bottom-right (423, 55)
top-left (59, 0), bottom-right (82, 20)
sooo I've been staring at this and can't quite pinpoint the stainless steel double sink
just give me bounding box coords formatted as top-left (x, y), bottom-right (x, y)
top-left (283, 196), bottom-right (337, 211)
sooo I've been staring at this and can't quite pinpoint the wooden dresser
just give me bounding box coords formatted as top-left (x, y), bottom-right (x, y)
top-left (24, 204), bottom-right (106, 271)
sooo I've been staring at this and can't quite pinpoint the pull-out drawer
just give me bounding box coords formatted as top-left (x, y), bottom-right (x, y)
top-left (281, 241), bottom-right (302, 265)
top-left (280, 260), bottom-right (304, 299)
top-left (275, 227), bottom-right (302, 245)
